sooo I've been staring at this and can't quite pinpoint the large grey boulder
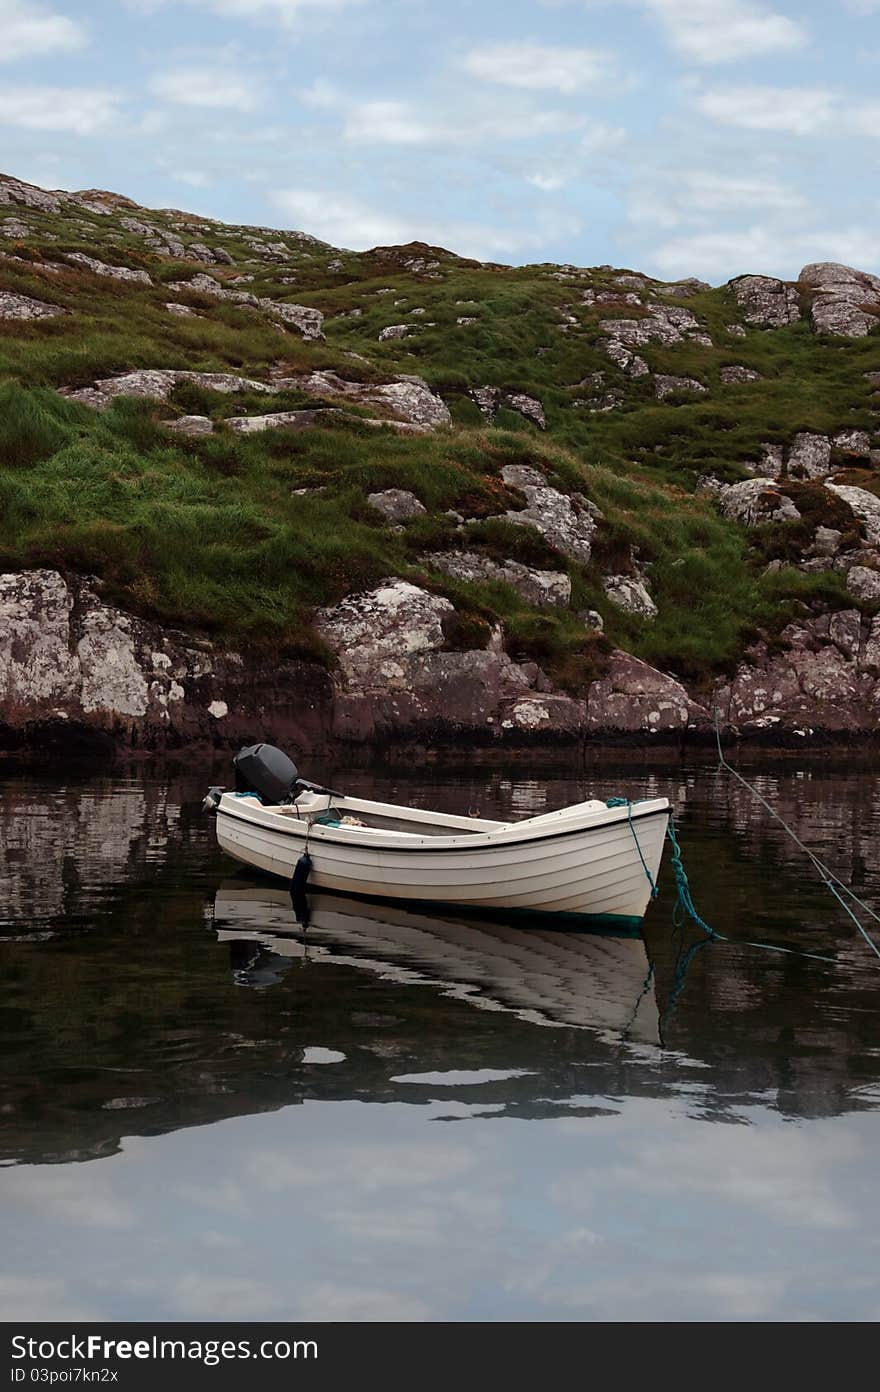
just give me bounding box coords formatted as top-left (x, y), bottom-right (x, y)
top-left (585, 651), bottom-right (705, 733)
top-left (429, 551), bottom-right (572, 608)
top-left (500, 465), bottom-right (597, 566)
top-left (0, 568), bottom-right (330, 750)
top-left (799, 263), bottom-right (880, 338)
top-left (601, 340), bottom-right (650, 377)
top-left (718, 478), bottom-right (801, 526)
top-left (62, 369), bottom-right (275, 408)
top-left (0, 291), bottom-right (65, 320)
top-left (600, 302), bottom-right (705, 348)
top-left (366, 490), bottom-right (428, 523)
top-left (290, 371), bottom-right (451, 430)
top-left (846, 567), bottom-right (880, 603)
top-left (716, 615), bottom-right (880, 735)
top-left (65, 253), bottom-right (152, 285)
top-left (731, 275), bottom-right (800, 328)
top-left (227, 410), bottom-right (339, 434)
top-left (654, 374), bottom-right (707, 400)
top-left (826, 483), bottom-right (880, 546)
top-left (603, 574), bottom-right (658, 619)
top-left (313, 580), bottom-right (585, 742)
top-left (787, 432), bottom-right (832, 480)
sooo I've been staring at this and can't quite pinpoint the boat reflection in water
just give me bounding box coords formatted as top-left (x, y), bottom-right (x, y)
top-left (212, 879), bottom-right (660, 1048)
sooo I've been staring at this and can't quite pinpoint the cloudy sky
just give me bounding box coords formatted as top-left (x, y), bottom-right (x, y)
top-left (1, 0), bottom-right (878, 281)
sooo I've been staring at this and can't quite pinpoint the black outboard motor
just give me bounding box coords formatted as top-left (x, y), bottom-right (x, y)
top-left (233, 743), bottom-right (299, 805)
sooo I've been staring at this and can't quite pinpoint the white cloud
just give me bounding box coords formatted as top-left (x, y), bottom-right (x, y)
top-left (581, 121), bottom-right (627, 154)
top-left (638, 0), bottom-right (806, 65)
top-left (461, 41), bottom-right (614, 93)
top-left (340, 97), bottom-right (583, 148)
top-left (693, 83), bottom-right (836, 133)
top-left (629, 169), bottom-right (808, 228)
top-left (527, 172), bottom-right (567, 191)
top-left (846, 100), bottom-right (880, 136)
top-left (272, 188), bottom-right (572, 259)
top-left (0, 84), bottom-right (121, 133)
top-left (840, 0), bottom-right (880, 11)
top-left (651, 222), bottom-right (880, 280)
top-left (132, 0), bottom-right (365, 23)
top-left (0, 0), bottom-right (85, 63)
top-left (150, 65), bottom-right (259, 112)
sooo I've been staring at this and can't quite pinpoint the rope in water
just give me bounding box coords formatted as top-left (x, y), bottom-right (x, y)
top-left (606, 795), bottom-right (840, 965)
top-left (713, 709), bottom-right (880, 965)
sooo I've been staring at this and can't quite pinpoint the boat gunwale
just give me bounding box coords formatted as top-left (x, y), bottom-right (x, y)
top-left (216, 795), bottom-right (671, 855)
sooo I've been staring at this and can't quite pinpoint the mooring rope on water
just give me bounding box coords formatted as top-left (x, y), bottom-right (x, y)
top-left (607, 794), bottom-right (840, 966)
top-left (713, 710), bottom-right (880, 966)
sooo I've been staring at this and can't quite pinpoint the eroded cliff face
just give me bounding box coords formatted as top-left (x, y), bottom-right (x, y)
top-left (2, 570), bottom-right (877, 755)
top-left (0, 569), bottom-right (331, 753)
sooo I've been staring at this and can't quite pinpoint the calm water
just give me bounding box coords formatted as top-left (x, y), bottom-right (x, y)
top-left (1, 756), bottom-right (879, 1322)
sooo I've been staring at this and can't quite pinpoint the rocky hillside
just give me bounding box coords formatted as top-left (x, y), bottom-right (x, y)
top-left (1, 171), bottom-right (878, 750)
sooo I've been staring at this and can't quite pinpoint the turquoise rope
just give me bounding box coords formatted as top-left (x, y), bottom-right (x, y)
top-left (606, 796), bottom-right (838, 965)
top-left (606, 796), bottom-right (658, 899)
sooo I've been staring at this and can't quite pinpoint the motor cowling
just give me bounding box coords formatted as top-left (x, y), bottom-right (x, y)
top-left (233, 743), bottom-right (299, 805)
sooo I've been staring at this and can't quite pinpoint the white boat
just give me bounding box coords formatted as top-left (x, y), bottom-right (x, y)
top-left (206, 744), bottom-right (670, 927)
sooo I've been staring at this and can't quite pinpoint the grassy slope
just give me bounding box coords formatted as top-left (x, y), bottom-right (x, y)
top-left (0, 183), bottom-right (877, 693)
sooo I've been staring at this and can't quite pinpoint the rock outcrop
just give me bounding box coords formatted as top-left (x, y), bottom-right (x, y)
top-left (500, 465), bottom-right (597, 565)
top-left (0, 569), bottom-right (331, 751)
top-left (0, 290), bottom-right (65, 320)
top-left (799, 262), bottom-right (880, 338)
top-left (731, 275), bottom-right (800, 329)
top-left (717, 614), bottom-right (880, 736)
top-left (428, 552), bottom-right (572, 608)
top-left (718, 478), bottom-right (801, 526)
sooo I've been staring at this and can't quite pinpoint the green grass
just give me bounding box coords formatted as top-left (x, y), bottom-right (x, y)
top-left (1, 182), bottom-right (878, 690)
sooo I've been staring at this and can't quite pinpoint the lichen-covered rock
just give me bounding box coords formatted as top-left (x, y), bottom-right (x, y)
top-left (263, 299), bottom-right (324, 339)
top-left (654, 374), bottom-right (707, 400)
top-left (1, 217), bottom-right (31, 238)
top-left (826, 483), bottom-right (880, 546)
top-left (314, 580), bottom-right (584, 742)
top-left (378, 323), bottom-right (413, 342)
top-left (291, 371), bottom-right (450, 430)
top-left (731, 275), bottom-right (800, 328)
top-left (658, 278), bottom-right (710, 297)
top-left (720, 365), bottom-right (761, 384)
top-left (63, 369), bottom-right (274, 409)
top-left (799, 262), bottom-right (880, 338)
top-left (164, 415), bottom-right (214, 436)
top-left (718, 478), bottom-right (801, 526)
top-left (227, 410), bottom-right (338, 434)
top-left (65, 252), bottom-right (152, 284)
top-left (601, 339), bottom-right (650, 377)
top-left (429, 551), bottom-right (572, 608)
top-left (165, 301), bottom-right (200, 318)
top-left (0, 569), bottom-right (331, 749)
top-left (600, 302), bottom-right (705, 348)
top-left (716, 615), bottom-right (879, 734)
top-left (501, 465), bottom-right (597, 566)
top-left (603, 574), bottom-right (658, 619)
top-left (366, 489), bottom-right (427, 523)
top-left (846, 566), bottom-right (880, 603)
top-left (506, 393), bottom-right (546, 429)
top-left (0, 175), bottom-right (64, 214)
top-left (787, 432), bottom-right (832, 480)
top-left (833, 429), bottom-right (872, 458)
top-left (0, 291), bottom-right (65, 320)
top-left (585, 651), bottom-right (705, 734)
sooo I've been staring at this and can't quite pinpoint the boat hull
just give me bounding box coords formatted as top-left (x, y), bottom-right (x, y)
top-left (214, 794), bottom-right (670, 923)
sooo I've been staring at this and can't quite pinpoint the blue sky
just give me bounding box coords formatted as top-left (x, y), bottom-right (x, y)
top-left (0, 0), bottom-right (878, 282)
